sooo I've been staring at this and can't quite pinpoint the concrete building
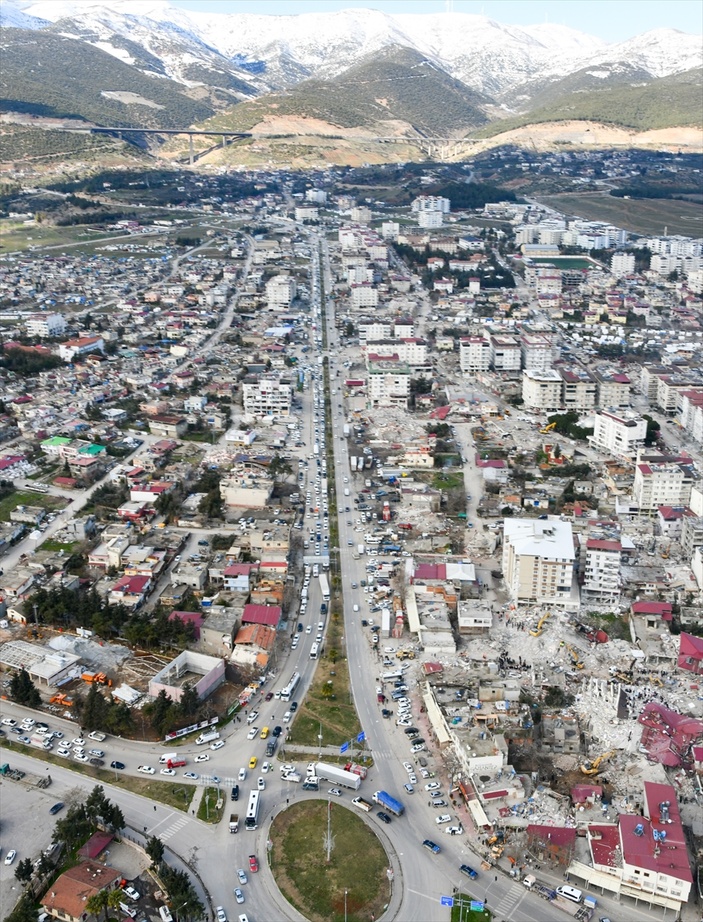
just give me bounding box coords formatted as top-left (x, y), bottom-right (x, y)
top-left (26, 312), bottom-right (67, 338)
top-left (490, 334), bottom-right (521, 373)
top-left (681, 515), bottom-right (703, 557)
top-left (242, 378), bottom-right (292, 417)
top-left (502, 518), bottom-right (576, 608)
top-left (592, 368), bottom-right (632, 408)
top-left (522, 369), bottom-right (563, 411)
top-left (459, 336), bottom-right (490, 375)
top-left (350, 283), bottom-right (378, 308)
top-left (611, 252), bottom-right (636, 276)
top-left (520, 333), bottom-right (553, 370)
top-left (559, 367), bottom-right (597, 411)
top-left (633, 454), bottom-right (697, 512)
top-left (590, 410), bottom-right (648, 459)
top-left (265, 274), bottom-right (296, 308)
top-left (367, 358), bottom-right (411, 408)
top-left (582, 538), bottom-right (621, 603)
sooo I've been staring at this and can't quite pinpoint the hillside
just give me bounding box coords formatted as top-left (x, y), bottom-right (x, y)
top-left (202, 46), bottom-right (490, 138)
top-left (0, 28), bottom-right (214, 129)
top-left (479, 67), bottom-right (703, 138)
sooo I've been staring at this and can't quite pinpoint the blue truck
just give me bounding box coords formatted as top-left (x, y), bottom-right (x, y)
top-left (373, 790), bottom-right (404, 816)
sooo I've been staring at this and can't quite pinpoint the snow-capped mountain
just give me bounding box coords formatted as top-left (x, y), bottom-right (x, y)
top-left (13, 0), bottom-right (701, 104)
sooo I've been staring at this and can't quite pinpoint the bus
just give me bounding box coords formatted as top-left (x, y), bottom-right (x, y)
top-left (245, 790), bottom-right (260, 831)
top-left (318, 573), bottom-right (330, 602)
top-left (281, 672), bottom-right (300, 702)
top-left (24, 482), bottom-right (49, 493)
top-left (309, 642), bottom-right (319, 660)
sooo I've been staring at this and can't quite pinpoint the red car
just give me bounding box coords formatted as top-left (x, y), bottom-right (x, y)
top-left (248, 854), bottom-right (259, 873)
top-left (265, 692), bottom-right (274, 702)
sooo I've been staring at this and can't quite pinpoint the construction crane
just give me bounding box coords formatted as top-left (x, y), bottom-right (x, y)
top-left (580, 750), bottom-right (616, 775)
top-left (539, 421), bottom-right (557, 434)
top-left (529, 611), bottom-right (551, 637)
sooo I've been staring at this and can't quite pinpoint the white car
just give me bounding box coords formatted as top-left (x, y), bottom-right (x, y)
top-left (21, 718), bottom-right (35, 728)
top-left (160, 768), bottom-right (176, 776)
top-left (402, 761), bottom-right (413, 773)
top-left (282, 711), bottom-right (292, 723)
top-left (216, 907), bottom-right (227, 922)
top-left (408, 774), bottom-right (417, 784)
top-left (238, 768), bottom-right (247, 782)
top-left (1, 718), bottom-right (16, 727)
top-left (72, 738), bottom-right (85, 746)
top-left (74, 753), bottom-right (89, 763)
top-left (123, 886), bottom-right (141, 901)
top-left (280, 764), bottom-right (295, 774)
top-left (4, 849), bottom-right (17, 865)
top-left (435, 814), bottom-right (452, 825)
top-left (445, 826), bottom-right (464, 836)
top-left (194, 753), bottom-right (210, 763)
top-left (57, 747), bottom-right (71, 758)
top-left (328, 788), bottom-right (342, 797)
top-left (425, 782), bottom-right (440, 791)
top-left (246, 711), bottom-right (259, 725)
top-left (237, 869), bottom-right (248, 885)
top-left (246, 727), bottom-right (258, 740)
top-left (211, 740), bottom-right (225, 751)
top-left (262, 761), bottom-right (272, 773)
top-left (137, 765), bottom-right (155, 774)
top-left (257, 777), bottom-right (265, 790)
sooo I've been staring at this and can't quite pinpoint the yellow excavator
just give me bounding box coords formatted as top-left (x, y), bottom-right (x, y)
top-left (529, 611), bottom-right (551, 637)
top-left (566, 643), bottom-right (584, 669)
top-left (581, 750), bottom-right (616, 775)
top-left (540, 421), bottom-right (557, 434)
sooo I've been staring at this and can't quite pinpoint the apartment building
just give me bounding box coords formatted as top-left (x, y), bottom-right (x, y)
top-left (358, 320), bottom-right (392, 343)
top-left (367, 358), bottom-right (411, 408)
top-left (350, 205), bottom-right (372, 224)
top-left (679, 390), bottom-right (703, 445)
top-left (351, 283), bottom-right (378, 308)
top-left (411, 196), bottom-right (450, 214)
top-left (610, 252), bottom-right (636, 276)
top-left (459, 336), bottom-right (491, 375)
top-left (242, 378), bottom-right (292, 417)
top-left (633, 453), bottom-right (697, 512)
top-left (502, 518), bottom-right (576, 608)
top-left (490, 334), bottom-right (521, 373)
top-left (681, 515), bottom-right (703, 558)
top-left (592, 368), bottom-right (632, 407)
top-left (590, 410), bottom-right (647, 459)
top-left (265, 274), bottom-right (296, 307)
top-left (26, 312), bottom-right (67, 338)
top-left (522, 369), bottom-right (563, 411)
top-left (559, 367), bottom-right (597, 411)
top-left (520, 333), bottom-right (553, 370)
top-left (365, 339), bottom-right (429, 369)
top-left (582, 537), bottom-right (621, 602)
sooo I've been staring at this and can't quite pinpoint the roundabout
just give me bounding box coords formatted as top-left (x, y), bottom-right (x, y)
top-left (269, 799), bottom-right (393, 922)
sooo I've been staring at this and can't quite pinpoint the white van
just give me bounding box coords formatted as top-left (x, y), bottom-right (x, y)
top-left (159, 907), bottom-right (173, 922)
top-left (556, 886), bottom-right (582, 904)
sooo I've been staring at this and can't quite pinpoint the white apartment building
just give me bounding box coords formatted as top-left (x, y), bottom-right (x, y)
top-left (490, 334), bottom-right (521, 373)
top-left (590, 410), bottom-right (647, 459)
top-left (418, 211), bottom-right (444, 228)
top-left (522, 369), bottom-right (562, 411)
top-left (351, 283), bottom-right (378, 308)
top-left (294, 206), bottom-right (318, 223)
top-left (350, 206), bottom-right (372, 224)
top-left (242, 379), bottom-right (292, 418)
top-left (358, 321), bottom-right (392, 343)
top-left (394, 320), bottom-right (415, 338)
top-left (581, 537), bottom-right (621, 602)
top-left (265, 274), bottom-right (296, 307)
top-left (305, 189), bottom-right (327, 204)
top-left (592, 368), bottom-right (631, 407)
top-left (347, 265), bottom-right (374, 285)
top-left (633, 454), bottom-right (697, 511)
top-left (411, 196), bottom-right (450, 214)
top-left (520, 333), bottom-right (553, 370)
top-left (680, 390), bottom-right (703, 445)
top-left (502, 518), bottom-right (576, 608)
top-left (460, 336), bottom-right (491, 375)
top-left (611, 252), bottom-right (636, 276)
top-left (367, 359), bottom-right (411, 408)
top-left (26, 312), bottom-right (67, 338)
top-left (560, 367), bottom-right (597, 411)
top-left (381, 221), bottom-right (400, 239)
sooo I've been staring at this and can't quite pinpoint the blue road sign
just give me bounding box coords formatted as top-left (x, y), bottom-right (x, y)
top-left (340, 741), bottom-right (350, 753)
top-left (440, 896), bottom-right (454, 907)
top-left (470, 900), bottom-right (484, 911)
top-left (357, 730), bottom-right (366, 742)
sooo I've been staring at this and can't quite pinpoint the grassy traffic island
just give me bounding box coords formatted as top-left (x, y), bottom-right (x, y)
top-left (270, 799), bottom-right (391, 922)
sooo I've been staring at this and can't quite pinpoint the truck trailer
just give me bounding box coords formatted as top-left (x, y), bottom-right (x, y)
top-left (229, 814), bottom-right (239, 833)
top-left (373, 790), bottom-right (404, 816)
top-left (352, 796), bottom-right (373, 812)
top-left (308, 762), bottom-right (361, 790)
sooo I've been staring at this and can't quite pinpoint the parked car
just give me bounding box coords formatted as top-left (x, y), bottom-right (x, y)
top-left (137, 765), bottom-right (155, 775)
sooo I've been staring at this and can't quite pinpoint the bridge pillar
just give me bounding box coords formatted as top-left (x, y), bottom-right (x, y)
top-left (189, 134), bottom-right (194, 165)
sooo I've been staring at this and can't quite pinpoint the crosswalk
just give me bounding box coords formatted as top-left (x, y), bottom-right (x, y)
top-left (157, 814), bottom-right (189, 842)
top-left (491, 884), bottom-right (524, 920)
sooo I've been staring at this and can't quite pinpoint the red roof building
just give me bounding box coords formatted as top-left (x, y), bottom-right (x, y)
top-left (168, 610), bottom-right (204, 640)
top-left (241, 603), bottom-right (281, 627)
top-left (678, 632), bottom-right (703, 675)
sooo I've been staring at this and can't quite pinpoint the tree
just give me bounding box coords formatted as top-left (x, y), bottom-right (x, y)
top-left (145, 834), bottom-right (165, 869)
top-left (14, 858), bottom-right (33, 887)
top-left (178, 683), bottom-right (200, 718)
top-left (81, 683), bottom-right (109, 731)
top-left (9, 668), bottom-right (41, 708)
top-left (85, 888), bottom-right (123, 922)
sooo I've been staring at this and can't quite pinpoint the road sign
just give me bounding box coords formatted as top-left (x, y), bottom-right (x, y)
top-left (340, 741), bottom-right (350, 753)
top-left (440, 896), bottom-right (454, 907)
top-left (357, 730), bottom-right (366, 742)
top-left (470, 900), bottom-right (484, 911)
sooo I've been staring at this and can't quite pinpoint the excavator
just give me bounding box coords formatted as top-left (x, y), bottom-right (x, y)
top-left (539, 421), bottom-right (557, 434)
top-left (580, 750), bottom-right (616, 775)
top-left (529, 611), bottom-right (551, 637)
top-left (565, 643), bottom-right (584, 669)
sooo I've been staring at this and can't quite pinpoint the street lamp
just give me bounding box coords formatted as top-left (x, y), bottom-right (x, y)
top-left (344, 888), bottom-right (348, 922)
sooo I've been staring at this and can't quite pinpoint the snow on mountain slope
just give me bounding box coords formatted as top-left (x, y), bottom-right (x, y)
top-left (18, 1), bottom-right (703, 101)
top-left (0, 1), bottom-right (48, 29)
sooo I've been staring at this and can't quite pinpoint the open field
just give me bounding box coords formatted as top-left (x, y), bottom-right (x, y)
top-left (534, 191), bottom-right (703, 238)
top-left (0, 490), bottom-right (65, 522)
top-left (270, 800), bottom-right (390, 922)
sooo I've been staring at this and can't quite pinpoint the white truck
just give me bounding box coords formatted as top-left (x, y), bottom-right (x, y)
top-left (195, 729), bottom-right (220, 746)
top-left (357, 544), bottom-right (365, 555)
top-left (307, 761), bottom-right (361, 790)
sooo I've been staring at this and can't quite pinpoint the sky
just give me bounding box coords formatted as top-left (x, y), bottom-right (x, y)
top-left (169, 0), bottom-right (703, 43)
